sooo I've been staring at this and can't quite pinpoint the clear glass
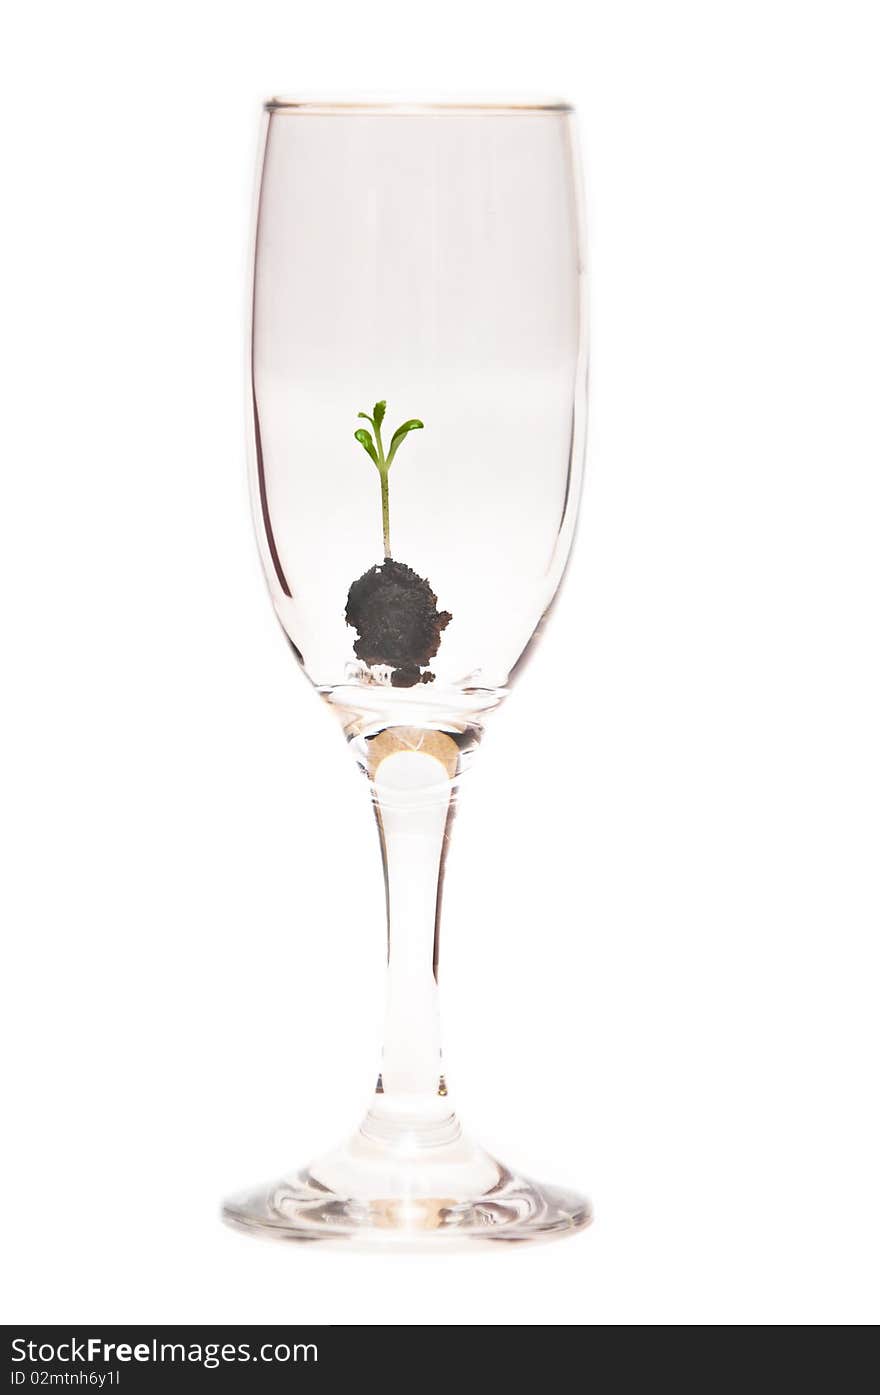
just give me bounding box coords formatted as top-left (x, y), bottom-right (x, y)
top-left (223, 96), bottom-right (591, 1245)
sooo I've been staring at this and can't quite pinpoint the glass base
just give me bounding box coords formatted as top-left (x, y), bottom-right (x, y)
top-left (222, 1109), bottom-right (591, 1248)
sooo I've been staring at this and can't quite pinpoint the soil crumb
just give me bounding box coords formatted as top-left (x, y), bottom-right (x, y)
top-left (345, 558), bottom-right (452, 688)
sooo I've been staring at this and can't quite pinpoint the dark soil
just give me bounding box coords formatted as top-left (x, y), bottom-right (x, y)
top-left (345, 558), bottom-right (452, 687)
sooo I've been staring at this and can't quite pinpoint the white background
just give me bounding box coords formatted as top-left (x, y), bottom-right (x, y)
top-left (2, 0), bottom-right (878, 1327)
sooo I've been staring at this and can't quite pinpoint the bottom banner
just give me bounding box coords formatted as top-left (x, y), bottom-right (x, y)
top-left (3, 1325), bottom-right (560, 1386)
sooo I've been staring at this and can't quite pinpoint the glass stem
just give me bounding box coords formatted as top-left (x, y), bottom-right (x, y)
top-left (363, 728), bottom-right (460, 1131)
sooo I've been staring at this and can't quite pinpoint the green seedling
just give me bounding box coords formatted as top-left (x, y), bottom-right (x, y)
top-left (354, 399), bottom-right (424, 558)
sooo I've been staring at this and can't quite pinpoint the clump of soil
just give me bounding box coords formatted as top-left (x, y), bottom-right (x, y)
top-left (345, 558), bottom-right (452, 688)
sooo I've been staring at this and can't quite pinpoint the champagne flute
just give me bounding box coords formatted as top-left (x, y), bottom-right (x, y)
top-left (223, 95), bottom-right (591, 1244)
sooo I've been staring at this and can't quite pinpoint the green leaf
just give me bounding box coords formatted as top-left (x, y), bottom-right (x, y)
top-left (357, 411), bottom-right (373, 424)
top-left (373, 400), bottom-right (387, 430)
top-left (354, 428), bottom-right (378, 465)
top-left (386, 418), bottom-right (424, 466)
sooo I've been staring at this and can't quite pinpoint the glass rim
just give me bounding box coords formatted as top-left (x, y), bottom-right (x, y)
top-left (264, 93), bottom-right (574, 115)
